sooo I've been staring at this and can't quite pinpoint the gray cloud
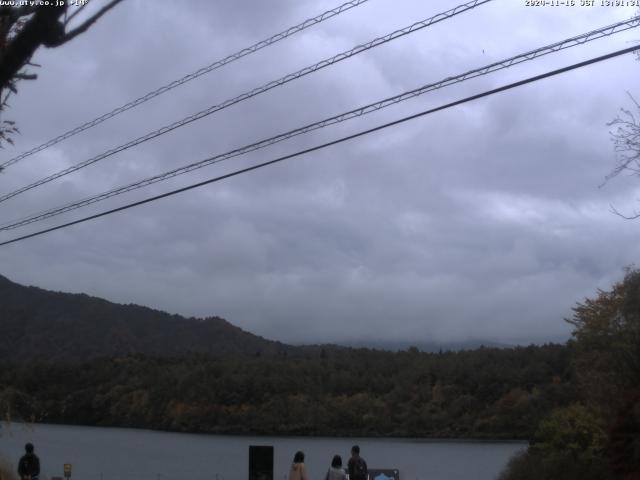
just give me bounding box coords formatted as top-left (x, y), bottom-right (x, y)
top-left (0, 0), bottom-right (638, 345)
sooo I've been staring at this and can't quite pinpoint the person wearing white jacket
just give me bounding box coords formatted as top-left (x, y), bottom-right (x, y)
top-left (325, 455), bottom-right (347, 480)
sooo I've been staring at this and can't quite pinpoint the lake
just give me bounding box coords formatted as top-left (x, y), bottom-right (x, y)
top-left (0, 423), bottom-right (525, 480)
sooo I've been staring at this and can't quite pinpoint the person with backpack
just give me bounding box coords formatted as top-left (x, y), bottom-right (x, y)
top-left (347, 445), bottom-right (367, 480)
top-left (17, 443), bottom-right (40, 480)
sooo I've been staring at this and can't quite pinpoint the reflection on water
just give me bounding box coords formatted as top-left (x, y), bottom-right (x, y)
top-left (0, 423), bottom-right (525, 480)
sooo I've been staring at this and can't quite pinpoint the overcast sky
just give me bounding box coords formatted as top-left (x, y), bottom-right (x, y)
top-left (0, 0), bottom-right (638, 345)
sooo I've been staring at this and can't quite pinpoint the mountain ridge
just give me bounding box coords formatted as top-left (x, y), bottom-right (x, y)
top-left (0, 274), bottom-right (297, 361)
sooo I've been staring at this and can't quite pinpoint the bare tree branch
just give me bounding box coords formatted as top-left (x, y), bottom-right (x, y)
top-left (610, 203), bottom-right (640, 220)
top-left (0, 5), bottom-right (66, 88)
top-left (0, 5), bottom-right (39, 19)
top-left (0, 1), bottom-right (123, 148)
top-left (59, 0), bottom-right (124, 44)
top-left (605, 93), bottom-right (640, 183)
top-left (64, 2), bottom-right (90, 26)
top-left (13, 72), bottom-right (36, 80)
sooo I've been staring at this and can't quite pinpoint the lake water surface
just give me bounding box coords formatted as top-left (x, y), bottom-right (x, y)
top-left (0, 423), bottom-right (525, 480)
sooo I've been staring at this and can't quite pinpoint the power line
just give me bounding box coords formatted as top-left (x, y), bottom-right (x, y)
top-left (0, 0), bottom-right (372, 170)
top-left (0, 0), bottom-right (492, 205)
top-left (1, 44), bottom-right (636, 248)
top-left (2, 16), bottom-right (637, 232)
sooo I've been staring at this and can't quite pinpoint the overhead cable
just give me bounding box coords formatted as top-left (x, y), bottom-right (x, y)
top-left (0, 0), bottom-right (372, 170)
top-left (0, 44), bottom-right (637, 247)
top-left (2, 16), bottom-right (638, 231)
top-left (0, 0), bottom-right (492, 204)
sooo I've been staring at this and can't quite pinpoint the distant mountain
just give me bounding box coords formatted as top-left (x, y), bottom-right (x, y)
top-left (0, 274), bottom-right (297, 362)
top-left (341, 339), bottom-right (515, 352)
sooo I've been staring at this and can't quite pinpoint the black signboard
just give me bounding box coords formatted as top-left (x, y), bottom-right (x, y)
top-left (249, 445), bottom-right (274, 480)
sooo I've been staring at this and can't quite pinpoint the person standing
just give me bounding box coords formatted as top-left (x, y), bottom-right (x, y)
top-left (17, 443), bottom-right (40, 480)
top-left (325, 454), bottom-right (346, 480)
top-left (289, 451), bottom-right (309, 480)
top-left (347, 445), bottom-right (367, 480)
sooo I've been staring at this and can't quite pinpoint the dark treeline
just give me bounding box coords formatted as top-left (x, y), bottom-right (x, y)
top-left (499, 269), bottom-right (640, 480)
top-left (2, 271), bottom-right (637, 477)
top-left (0, 274), bottom-right (299, 362)
top-left (0, 343), bottom-right (573, 439)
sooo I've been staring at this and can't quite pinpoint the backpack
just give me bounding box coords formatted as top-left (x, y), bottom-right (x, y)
top-left (20, 454), bottom-right (38, 477)
top-left (353, 457), bottom-right (367, 480)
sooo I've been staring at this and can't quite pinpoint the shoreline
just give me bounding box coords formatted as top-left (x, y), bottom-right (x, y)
top-left (2, 421), bottom-right (528, 444)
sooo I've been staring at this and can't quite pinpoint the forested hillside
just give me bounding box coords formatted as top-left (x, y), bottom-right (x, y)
top-left (0, 275), bottom-right (296, 361)
top-left (0, 273), bottom-right (577, 439)
top-left (0, 344), bottom-right (573, 439)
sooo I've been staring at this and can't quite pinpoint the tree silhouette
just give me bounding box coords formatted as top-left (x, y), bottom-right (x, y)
top-left (0, 0), bottom-right (124, 149)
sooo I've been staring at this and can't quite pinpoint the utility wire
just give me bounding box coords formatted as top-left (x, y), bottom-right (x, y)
top-left (2, 16), bottom-right (637, 232)
top-left (0, 0), bottom-right (492, 204)
top-left (0, 0), bottom-right (372, 170)
top-left (0, 44), bottom-right (637, 248)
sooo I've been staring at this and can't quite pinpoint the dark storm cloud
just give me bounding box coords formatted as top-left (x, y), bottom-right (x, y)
top-left (0, 0), bottom-right (638, 344)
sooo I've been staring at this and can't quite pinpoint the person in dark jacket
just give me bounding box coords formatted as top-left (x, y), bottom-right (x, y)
top-left (347, 445), bottom-right (367, 480)
top-left (18, 443), bottom-right (40, 480)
